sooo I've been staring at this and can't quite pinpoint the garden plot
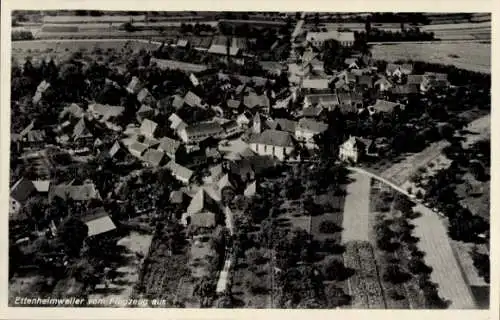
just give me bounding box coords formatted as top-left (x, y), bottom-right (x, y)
top-left (89, 231), bottom-right (153, 306)
top-left (278, 200), bottom-right (311, 233)
top-left (343, 241), bottom-right (386, 309)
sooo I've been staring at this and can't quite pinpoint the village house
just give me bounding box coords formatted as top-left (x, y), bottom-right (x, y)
top-left (420, 72), bottom-right (450, 92)
top-left (207, 44), bottom-right (240, 57)
top-left (249, 129), bottom-right (295, 161)
top-left (181, 188), bottom-right (221, 228)
top-left (157, 136), bottom-right (185, 161)
top-left (243, 180), bottom-right (257, 198)
top-left (243, 93), bottom-right (270, 111)
top-left (357, 75), bottom-right (374, 89)
top-left (391, 84), bottom-right (420, 96)
top-left (49, 182), bottom-right (101, 202)
top-left (32, 80), bottom-right (51, 104)
top-left (339, 136), bottom-right (371, 163)
top-left (178, 121), bottom-right (224, 144)
top-left (306, 30), bottom-right (355, 48)
top-left (59, 103), bottom-right (84, 120)
top-left (295, 118), bottom-right (328, 149)
top-left (344, 58), bottom-right (359, 69)
top-left (81, 207), bottom-right (117, 240)
top-left (301, 105), bottom-right (325, 119)
top-left (374, 76), bottom-right (393, 92)
top-left (251, 112), bottom-right (276, 134)
top-left (236, 111), bottom-right (253, 128)
top-left (221, 120), bottom-right (242, 138)
top-left (9, 178), bottom-right (37, 218)
top-left (184, 91), bottom-right (203, 108)
top-left (309, 57), bottom-right (325, 73)
top-left (139, 119), bottom-right (158, 137)
top-left (369, 99), bottom-right (403, 114)
top-left (72, 118), bottom-right (93, 146)
top-left (337, 91), bottom-right (364, 112)
top-left (168, 113), bottom-right (187, 132)
top-left (304, 93), bottom-right (340, 111)
top-left (127, 141), bottom-right (149, 158)
top-left (274, 118), bottom-right (298, 133)
top-left (101, 141), bottom-right (127, 162)
top-left (176, 38), bottom-right (190, 49)
top-left (137, 88), bottom-right (156, 105)
top-left (259, 61), bottom-right (283, 76)
top-left (386, 63), bottom-right (414, 78)
top-left (136, 104), bottom-right (156, 123)
top-left (166, 160), bottom-right (194, 184)
top-left (189, 73), bottom-right (200, 87)
top-left (301, 77), bottom-right (330, 90)
top-left (171, 94), bottom-right (185, 110)
top-left (87, 103), bottom-right (125, 124)
top-left (23, 129), bottom-right (47, 149)
top-left (226, 99), bottom-right (242, 112)
top-left (141, 148), bottom-right (166, 167)
top-left (126, 76), bottom-right (143, 95)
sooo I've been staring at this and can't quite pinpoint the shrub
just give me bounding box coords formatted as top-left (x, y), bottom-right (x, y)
top-left (322, 257), bottom-right (352, 281)
top-left (321, 238), bottom-right (345, 254)
top-left (318, 221), bottom-right (342, 234)
top-left (408, 257), bottom-right (433, 275)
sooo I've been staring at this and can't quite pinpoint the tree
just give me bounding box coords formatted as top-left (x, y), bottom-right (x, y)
top-left (70, 258), bottom-right (100, 289)
top-left (57, 217), bottom-right (88, 257)
top-left (123, 22), bottom-right (136, 32)
top-left (471, 247), bottom-right (489, 283)
top-left (408, 257), bottom-right (433, 275)
top-left (193, 277), bottom-right (215, 307)
top-left (383, 264), bottom-right (410, 284)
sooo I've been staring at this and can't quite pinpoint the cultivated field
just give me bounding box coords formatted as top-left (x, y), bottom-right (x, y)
top-left (12, 39), bottom-right (161, 65)
top-left (371, 42), bottom-right (491, 74)
top-left (421, 22), bottom-right (491, 41)
top-left (341, 172), bottom-right (371, 242)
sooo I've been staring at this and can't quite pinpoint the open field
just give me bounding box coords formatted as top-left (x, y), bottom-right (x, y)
top-left (341, 172), bottom-right (371, 242)
top-left (371, 42), bottom-right (490, 74)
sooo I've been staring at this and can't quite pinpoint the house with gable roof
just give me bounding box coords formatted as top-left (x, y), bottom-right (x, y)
top-left (249, 129), bottom-right (296, 161)
top-left (157, 136), bottom-right (185, 161)
top-left (33, 80), bottom-right (51, 104)
top-left (184, 91), bottom-right (203, 108)
top-left (178, 121), bottom-right (224, 144)
top-left (181, 188), bottom-right (221, 228)
top-left (9, 178), bottom-right (37, 218)
top-left (339, 136), bottom-right (372, 163)
top-left (137, 88), bottom-right (156, 105)
top-left (140, 119), bottom-right (158, 137)
top-left (295, 118), bottom-right (328, 149)
top-left (126, 76), bottom-right (143, 95)
top-left (166, 160), bottom-right (194, 184)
